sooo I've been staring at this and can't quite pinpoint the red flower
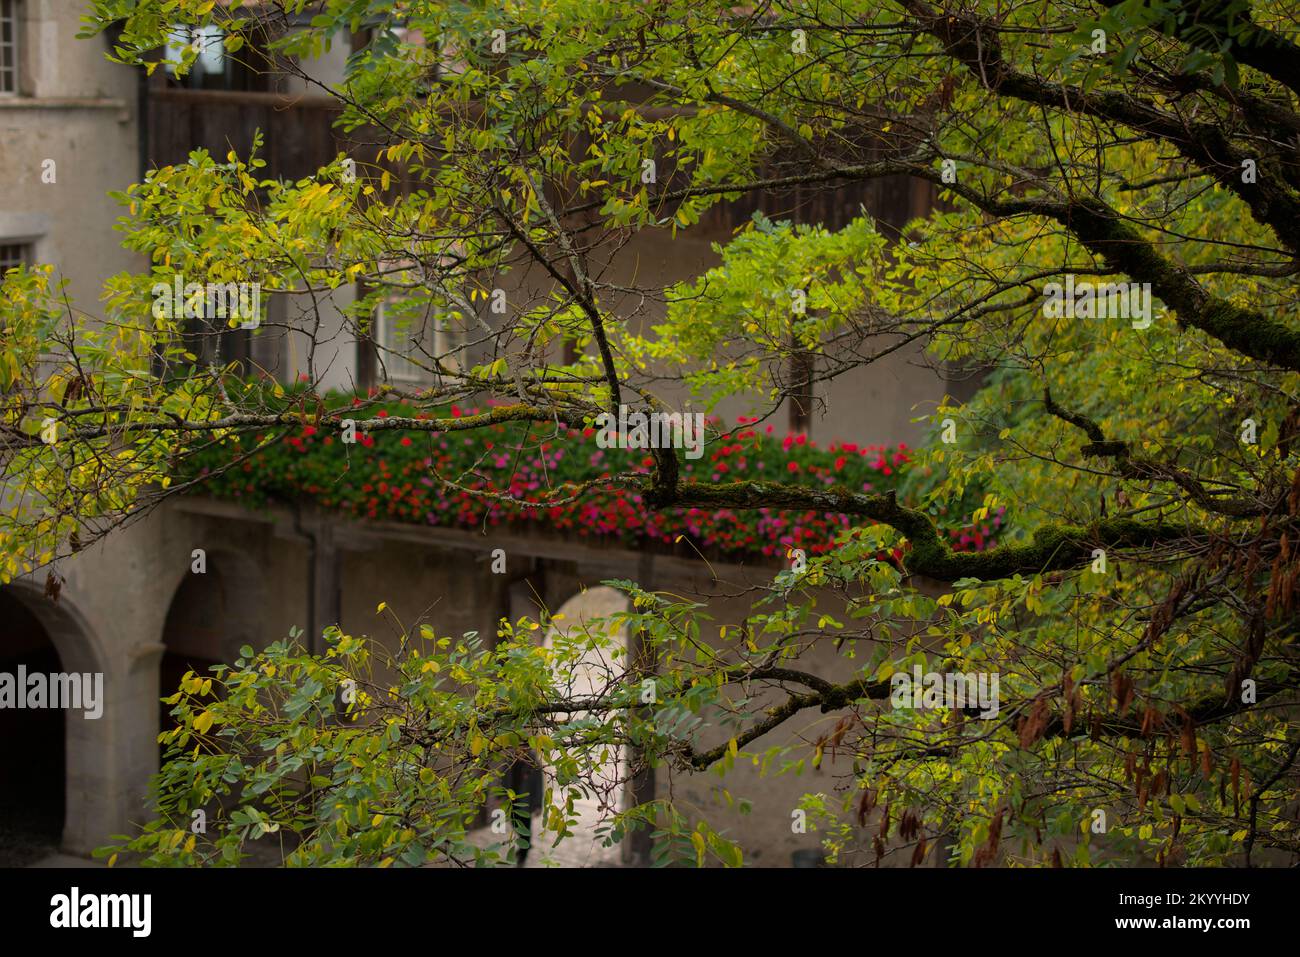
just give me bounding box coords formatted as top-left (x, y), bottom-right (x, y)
top-left (788, 461), bottom-right (800, 473)
top-left (400, 437), bottom-right (413, 447)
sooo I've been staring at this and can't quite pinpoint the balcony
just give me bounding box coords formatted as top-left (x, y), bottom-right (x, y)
top-left (145, 86), bottom-right (347, 182)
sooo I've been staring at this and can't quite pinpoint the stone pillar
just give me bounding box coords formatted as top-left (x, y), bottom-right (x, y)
top-left (118, 640), bottom-right (167, 841)
top-left (308, 515), bottom-right (341, 654)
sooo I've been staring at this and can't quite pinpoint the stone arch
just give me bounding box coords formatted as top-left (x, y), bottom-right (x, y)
top-left (159, 547), bottom-right (265, 739)
top-left (526, 585), bottom-right (632, 867)
top-left (0, 580), bottom-right (112, 858)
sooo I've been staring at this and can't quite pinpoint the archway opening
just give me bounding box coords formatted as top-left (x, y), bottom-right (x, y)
top-left (0, 588), bottom-right (66, 865)
top-left (157, 552), bottom-right (287, 864)
top-left (159, 564), bottom-right (229, 749)
top-left (526, 585), bottom-right (632, 868)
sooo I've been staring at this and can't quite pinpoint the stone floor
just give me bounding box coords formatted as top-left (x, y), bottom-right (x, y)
top-left (27, 852), bottom-right (103, 868)
top-left (0, 821), bottom-right (60, 868)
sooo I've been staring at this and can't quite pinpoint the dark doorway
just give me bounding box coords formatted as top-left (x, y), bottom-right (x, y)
top-left (159, 565), bottom-right (227, 750)
top-left (0, 589), bottom-right (66, 865)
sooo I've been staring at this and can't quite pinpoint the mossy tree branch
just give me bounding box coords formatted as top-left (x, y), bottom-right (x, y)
top-left (638, 474), bottom-right (1202, 583)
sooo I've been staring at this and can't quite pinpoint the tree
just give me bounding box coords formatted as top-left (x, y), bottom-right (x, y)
top-left (9, 0), bottom-right (1296, 865)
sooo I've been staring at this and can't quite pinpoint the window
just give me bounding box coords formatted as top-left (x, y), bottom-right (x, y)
top-left (371, 296), bottom-right (469, 385)
top-left (0, 0), bottom-right (18, 95)
top-left (432, 308), bottom-right (465, 376)
top-left (162, 22), bottom-right (267, 92)
top-left (373, 299), bottom-right (430, 383)
top-left (0, 242), bottom-right (32, 272)
top-left (249, 293), bottom-right (288, 383)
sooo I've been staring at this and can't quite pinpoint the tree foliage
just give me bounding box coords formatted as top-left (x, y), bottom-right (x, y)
top-left (11, 0), bottom-right (1295, 864)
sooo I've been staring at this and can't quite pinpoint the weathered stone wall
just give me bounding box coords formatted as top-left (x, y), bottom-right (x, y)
top-left (0, 1), bottom-right (142, 310)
